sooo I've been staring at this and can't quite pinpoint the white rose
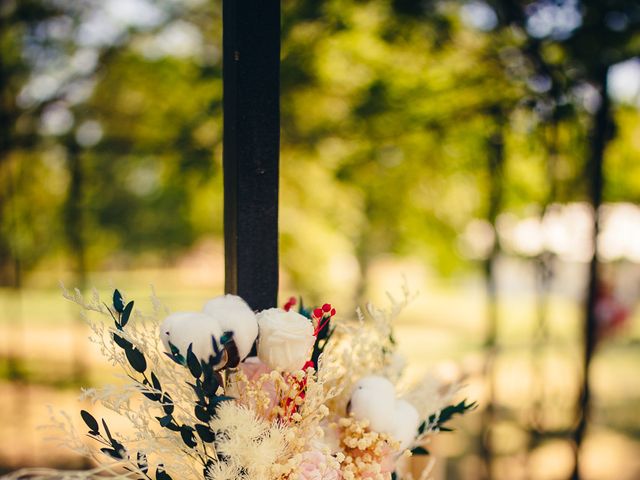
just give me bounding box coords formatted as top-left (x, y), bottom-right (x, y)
top-left (203, 294), bottom-right (258, 360)
top-left (160, 312), bottom-right (223, 362)
top-left (256, 308), bottom-right (315, 372)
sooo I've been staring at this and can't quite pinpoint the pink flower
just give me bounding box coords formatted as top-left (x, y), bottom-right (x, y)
top-left (237, 358), bottom-right (278, 414)
top-left (296, 450), bottom-right (342, 480)
top-left (239, 357), bottom-right (272, 380)
top-left (360, 444), bottom-right (397, 479)
top-left (379, 444), bottom-right (397, 475)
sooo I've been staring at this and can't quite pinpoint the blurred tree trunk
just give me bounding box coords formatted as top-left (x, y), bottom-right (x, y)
top-left (571, 65), bottom-right (611, 480)
top-left (481, 105), bottom-right (505, 480)
top-left (3, 160), bottom-right (25, 383)
top-left (354, 193), bottom-right (374, 308)
top-left (64, 141), bottom-right (87, 285)
top-left (64, 139), bottom-right (89, 384)
top-left (530, 111), bottom-right (558, 454)
top-left (0, 2), bottom-right (26, 390)
top-left (0, 7), bottom-right (16, 287)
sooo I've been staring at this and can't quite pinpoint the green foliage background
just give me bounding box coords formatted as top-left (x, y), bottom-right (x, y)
top-left (1, 0), bottom-right (639, 298)
top-left (1, 1), bottom-right (640, 477)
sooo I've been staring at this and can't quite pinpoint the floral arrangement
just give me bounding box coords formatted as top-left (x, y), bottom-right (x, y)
top-left (7, 286), bottom-right (474, 480)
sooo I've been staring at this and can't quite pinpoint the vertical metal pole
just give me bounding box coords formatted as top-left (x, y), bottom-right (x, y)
top-left (222, 0), bottom-right (280, 311)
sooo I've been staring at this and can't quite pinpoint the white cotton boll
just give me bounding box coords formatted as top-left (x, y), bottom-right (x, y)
top-left (349, 375), bottom-right (397, 433)
top-left (187, 315), bottom-right (224, 362)
top-left (160, 311), bottom-right (223, 362)
top-left (390, 399), bottom-right (421, 450)
top-left (203, 294), bottom-right (258, 360)
top-left (160, 312), bottom-right (195, 351)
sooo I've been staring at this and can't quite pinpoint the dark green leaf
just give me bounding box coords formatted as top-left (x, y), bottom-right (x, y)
top-left (126, 347), bottom-right (147, 373)
top-left (157, 415), bottom-right (173, 428)
top-left (167, 342), bottom-right (186, 365)
top-left (101, 447), bottom-right (120, 459)
top-left (137, 452), bottom-right (148, 473)
top-left (195, 424), bottom-right (215, 443)
top-left (113, 289), bottom-right (125, 313)
top-left (180, 425), bottom-right (197, 448)
top-left (113, 332), bottom-right (132, 350)
top-left (161, 393), bottom-right (174, 415)
top-left (80, 410), bottom-right (99, 433)
top-left (194, 405), bottom-right (210, 422)
top-left (164, 421), bottom-right (180, 432)
top-left (169, 342), bottom-right (182, 356)
top-left (203, 460), bottom-right (214, 479)
top-left (411, 446), bottom-right (429, 456)
top-left (213, 395), bottom-right (234, 404)
top-left (151, 372), bottom-right (162, 391)
top-left (211, 396), bottom-right (234, 414)
top-left (121, 301), bottom-right (134, 327)
top-left (417, 420), bottom-right (427, 435)
top-left (186, 345), bottom-right (202, 378)
top-left (156, 466), bottom-right (172, 480)
top-left (426, 400), bottom-right (477, 433)
top-left (211, 336), bottom-right (221, 356)
top-left (111, 440), bottom-right (126, 458)
top-left (220, 331), bottom-right (233, 345)
top-left (102, 419), bottom-right (114, 443)
top-left (202, 376), bottom-right (220, 397)
top-left (188, 381), bottom-right (205, 403)
top-left (142, 391), bottom-right (161, 402)
top-left (164, 352), bottom-right (182, 365)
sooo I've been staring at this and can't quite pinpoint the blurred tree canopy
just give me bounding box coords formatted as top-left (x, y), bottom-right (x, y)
top-left (0, 0), bottom-right (639, 299)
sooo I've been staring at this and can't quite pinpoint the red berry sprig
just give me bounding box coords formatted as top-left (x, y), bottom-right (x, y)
top-left (283, 296), bottom-right (297, 312)
top-left (312, 303), bottom-right (336, 337)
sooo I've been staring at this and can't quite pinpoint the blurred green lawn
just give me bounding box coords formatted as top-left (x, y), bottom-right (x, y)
top-left (0, 266), bottom-right (639, 479)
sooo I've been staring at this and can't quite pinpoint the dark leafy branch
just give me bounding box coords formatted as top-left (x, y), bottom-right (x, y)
top-left (79, 289), bottom-right (242, 479)
top-left (411, 399), bottom-right (477, 457)
top-left (424, 399), bottom-right (478, 433)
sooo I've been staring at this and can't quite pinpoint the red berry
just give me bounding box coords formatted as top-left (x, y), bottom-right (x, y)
top-left (322, 303), bottom-right (331, 313)
top-left (331, 308), bottom-right (336, 316)
top-left (313, 308), bottom-right (323, 318)
top-left (289, 296), bottom-right (297, 306)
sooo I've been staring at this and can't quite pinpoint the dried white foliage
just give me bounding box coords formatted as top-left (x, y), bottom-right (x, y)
top-left (402, 375), bottom-right (461, 421)
top-left (2, 285), bottom-right (470, 480)
top-left (322, 283), bottom-right (417, 415)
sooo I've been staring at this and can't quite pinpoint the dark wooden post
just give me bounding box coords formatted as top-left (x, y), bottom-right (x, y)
top-left (222, 0), bottom-right (280, 311)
